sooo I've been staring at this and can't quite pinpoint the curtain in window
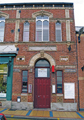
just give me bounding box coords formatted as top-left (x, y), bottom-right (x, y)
top-left (0, 17), bottom-right (5, 42)
top-left (56, 22), bottom-right (62, 42)
top-left (36, 16), bottom-right (49, 41)
top-left (23, 22), bottom-right (29, 42)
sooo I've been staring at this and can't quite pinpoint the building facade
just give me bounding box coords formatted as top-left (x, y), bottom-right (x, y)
top-left (76, 26), bottom-right (84, 111)
top-left (0, 2), bottom-right (78, 111)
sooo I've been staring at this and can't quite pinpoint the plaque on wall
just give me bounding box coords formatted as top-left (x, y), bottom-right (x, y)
top-left (64, 83), bottom-right (75, 99)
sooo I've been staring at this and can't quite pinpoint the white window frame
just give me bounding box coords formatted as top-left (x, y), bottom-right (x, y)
top-left (23, 21), bottom-right (29, 42)
top-left (36, 16), bottom-right (49, 42)
top-left (56, 22), bottom-right (62, 42)
top-left (0, 17), bottom-right (5, 42)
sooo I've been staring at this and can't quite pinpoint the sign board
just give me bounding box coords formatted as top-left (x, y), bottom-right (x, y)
top-left (64, 69), bottom-right (76, 73)
top-left (0, 93), bottom-right (6, 97)
top-left (38, 68), bottom-right (47, 77)
top-left (64, 83), bottom-right (75, 99)
top-left (52, 85), bottom-right (55, 93)
top-left (28, 84), bottom-right (32, 93)
top-left (60, 56), bottom-right (69, 62)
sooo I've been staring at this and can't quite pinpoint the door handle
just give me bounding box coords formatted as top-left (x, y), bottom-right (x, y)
top-left (38, 95), bottom-right (40, 97)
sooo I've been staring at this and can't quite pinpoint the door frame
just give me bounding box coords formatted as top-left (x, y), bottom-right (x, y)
top-left (34, 59), bottom-right (51, 108)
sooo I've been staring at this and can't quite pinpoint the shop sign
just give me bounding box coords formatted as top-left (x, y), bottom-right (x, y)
top-left (64, 83), bottom-right (75, 99)
top-left (0, 93), bottom-right (6, 97)
top-left (38, 68), bottom-right (47, 77)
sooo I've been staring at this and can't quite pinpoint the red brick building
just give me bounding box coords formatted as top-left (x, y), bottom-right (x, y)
top-left (76, 26), bottom-right (84, 111)
top-left (0, 2), bottom-right (79, 111)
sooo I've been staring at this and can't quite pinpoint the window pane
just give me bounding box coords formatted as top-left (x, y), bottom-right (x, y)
top-left (43, 29), bottom-right (48, 41)
top-left (37, 16), bottom-right (42, 19)
top-left (43, 16), bottom-right (49, 19)
top-left (57, 71), bottom-right (62, 76)
top-left (0, 37), bottom-right (3, 42)
top-left (43, 20), bottom-right (49, 28)
top-left (35, 59), bottom-right (50, 67)
top-left (56, 22), bottom-right (62, 42)
top-left (36, 31), bottom-right (42, 41)
top-left (23, 22), bottom-right (29, 42)
top-left (36, 20), bottom-right (42, 28)
top-left (22, 71), bottom-right (28, 93)
top-left (23, 71), bottom-right (27, 76)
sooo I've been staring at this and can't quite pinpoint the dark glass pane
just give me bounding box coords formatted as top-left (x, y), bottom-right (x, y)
top-left (22, 82), bottom-right (27, 87)
top-left (35, 59), bottom-right (50, 67)
top-left (57, 71), bottom-right (62, 76)
top-left (57, 88), bottom-right (62, 93)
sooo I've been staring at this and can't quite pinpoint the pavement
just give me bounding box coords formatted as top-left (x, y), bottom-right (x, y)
top-left (0, 107), bottom-right (84, 120)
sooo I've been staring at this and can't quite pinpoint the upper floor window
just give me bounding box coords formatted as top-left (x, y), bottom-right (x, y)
top-left (56, 22), bottom-right (62, 42)
top-left (0, 17), bottom-right (5, 42)
top-left (23, 21), bottom-right (29, 42)
top-left (36, 15), bottom-right (49, 42)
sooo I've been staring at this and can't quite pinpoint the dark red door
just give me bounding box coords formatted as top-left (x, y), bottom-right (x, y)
top-left (34, 59), bottom-right (50, 108)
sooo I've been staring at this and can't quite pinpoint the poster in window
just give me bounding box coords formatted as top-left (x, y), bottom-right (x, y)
top-left (64, 83), bottom-right (75, 99)
top-left (38, 68), bottom-right (47, 77)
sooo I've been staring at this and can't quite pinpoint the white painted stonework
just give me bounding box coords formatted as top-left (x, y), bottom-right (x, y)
top-left (66, 20), bottom-right (71, 41)
top-left (0, 45), bottom-right (18, 54)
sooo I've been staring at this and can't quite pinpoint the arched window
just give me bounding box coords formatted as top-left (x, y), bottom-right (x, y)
top-left (36, 15), bottom-right (49, 42)
top-left (23, 21), bottom-right (29, 42)
top-left (0, 17), bottom-right (5, 42)
top-left (56, 22), bottom-right (62, 42)
top-left (35, 59), bottom-right (50, 78)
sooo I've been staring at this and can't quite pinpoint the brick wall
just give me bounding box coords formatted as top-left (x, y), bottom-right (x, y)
top-left (0, 5), bottom-right (78, 109)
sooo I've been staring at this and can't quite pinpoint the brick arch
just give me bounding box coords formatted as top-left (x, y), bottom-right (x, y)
top-left (29, 53), bottom-right (56, 67)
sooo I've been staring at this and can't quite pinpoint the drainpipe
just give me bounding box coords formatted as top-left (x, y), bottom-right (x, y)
top-left (76, 34), bottom-right (80, 111)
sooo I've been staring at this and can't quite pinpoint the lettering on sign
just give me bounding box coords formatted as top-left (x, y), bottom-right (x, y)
top-left (64, 69), bottom-right (76, 73)
top-left (13, 69), bottom-right (20, 72)
top-left (60, 56), bottom-right (69, 62)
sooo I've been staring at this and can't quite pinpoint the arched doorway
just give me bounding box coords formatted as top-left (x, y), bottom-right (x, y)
top-left (34, 59), bottom-right (50, 108)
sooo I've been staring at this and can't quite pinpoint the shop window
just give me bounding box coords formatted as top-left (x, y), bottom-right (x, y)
top-left (56, 71), bottom-right (63, 93)
top-left (56, 22), bottom-right (62, 42)
top-left (36, 15), bottom-right (49, 42)
top-left (23, 21), bottom-right (29, 42)
top-left (0, 64), bottom-right (7, 98)
top-left (0, 17), bottom-right (5, 42)
top-left (22, 71), bottom-right (28, 93)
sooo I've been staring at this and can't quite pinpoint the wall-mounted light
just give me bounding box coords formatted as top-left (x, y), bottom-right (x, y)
top-left (81, 66), bottom-right (84, 71)
top-left (78, 35), bottom-right (80, 43)
top-left (68, 45), bottom-right (71, 51)
top-left (17, 96), bottom-right (21, 103)
top-left (18, 29), bottom-right (20, 32)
